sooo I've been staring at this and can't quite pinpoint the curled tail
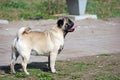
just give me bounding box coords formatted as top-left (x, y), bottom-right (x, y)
top-left (17, 27), bottom-right (31, 38)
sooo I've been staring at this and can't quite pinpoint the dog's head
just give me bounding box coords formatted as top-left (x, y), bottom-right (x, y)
top-left (57, 17), bottom-right (76, 32)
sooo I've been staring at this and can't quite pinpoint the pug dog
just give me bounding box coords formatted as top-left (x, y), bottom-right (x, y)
top-left (10, 17), bottom-right (76, 75)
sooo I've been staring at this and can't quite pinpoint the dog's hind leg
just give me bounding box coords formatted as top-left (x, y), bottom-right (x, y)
top-left (21, 51), bottom-right (30, 75)
top-left (10, 46), bottom-right (19, 73)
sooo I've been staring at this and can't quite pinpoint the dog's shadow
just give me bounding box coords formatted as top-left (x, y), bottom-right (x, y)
top-left (0, 62), bottom-right (49, 75)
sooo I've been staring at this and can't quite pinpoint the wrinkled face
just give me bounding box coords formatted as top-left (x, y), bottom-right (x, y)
top-left (57, 17), bottom-right (75, 32)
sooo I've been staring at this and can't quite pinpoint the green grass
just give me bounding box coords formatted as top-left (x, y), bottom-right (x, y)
top-left (68, 62), bottom-right (95, 72)
top-left (0, 0), bottom-right (66, 20)
top-left (98, 53), bottom-right (110, 56)
top-left (0, 0), bottom-right (120, 20)
top-left (70, 74), bottom-right (82, 80)
top-left (0, 53), bottom-right (120, 80)
top-left (86, 0), bottom-right (120, 18)
top-left (95, 72), bottom-right (120, 80)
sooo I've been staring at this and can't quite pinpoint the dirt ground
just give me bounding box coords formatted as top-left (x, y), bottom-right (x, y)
top-left (0, 18), bottom-right (120, 67)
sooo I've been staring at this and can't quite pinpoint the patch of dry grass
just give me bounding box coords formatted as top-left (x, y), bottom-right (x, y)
top-left (0, 53), bottom-right (120, 80)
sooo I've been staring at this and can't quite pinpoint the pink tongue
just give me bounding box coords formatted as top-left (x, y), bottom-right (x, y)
top-left (69, 26), bottom-right (76, 30)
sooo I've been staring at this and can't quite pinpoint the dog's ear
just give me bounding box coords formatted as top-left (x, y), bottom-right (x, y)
top-left (57, 19), bottom-right (64, 28)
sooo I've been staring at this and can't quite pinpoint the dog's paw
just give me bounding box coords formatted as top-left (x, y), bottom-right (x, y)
top-left (51, 69), bottom-right (58, 74)
top-left (25, 72), bottom-right (30, 75)
top-left (54, 71), bottom-right (58, 74)
top-left (10, 70), bottom-right (16, 74)
top-left (51, 69), bottom-right (56, 73)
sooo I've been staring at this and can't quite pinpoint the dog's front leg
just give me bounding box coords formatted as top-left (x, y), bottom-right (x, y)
top-left (48, 55), bottom-right (50, 70)
top-left (49, 52), bottom-right (57, 73)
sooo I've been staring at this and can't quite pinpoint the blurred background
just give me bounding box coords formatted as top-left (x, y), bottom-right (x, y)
top-left (0, 0), bottom-right (120, 20)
